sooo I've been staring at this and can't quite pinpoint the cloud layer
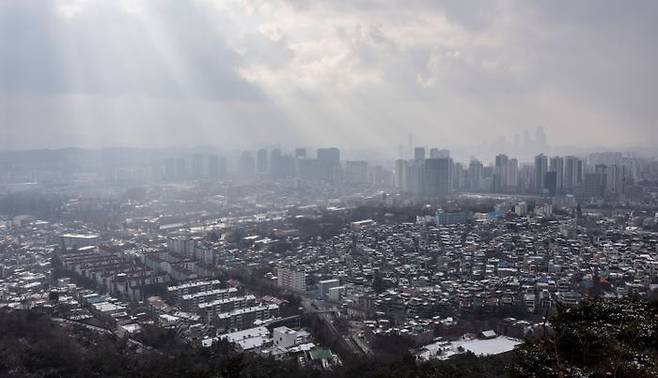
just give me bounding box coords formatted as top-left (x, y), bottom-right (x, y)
top-left (1, 0), bottom-right (657, 151)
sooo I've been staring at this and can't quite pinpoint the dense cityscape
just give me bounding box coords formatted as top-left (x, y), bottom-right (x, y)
top-left (2, 1), bottom-right (658, 377)
top-left (1, 139), bottom-right (657, 375)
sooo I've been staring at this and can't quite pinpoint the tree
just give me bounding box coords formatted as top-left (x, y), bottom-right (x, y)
top-left (510, 298), bottom-right (658, 377)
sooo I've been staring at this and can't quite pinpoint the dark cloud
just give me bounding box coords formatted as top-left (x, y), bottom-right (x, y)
top-left (0, 1), bottom-right (261, 100)
top-left (0, 0), bottom-right (656, 150)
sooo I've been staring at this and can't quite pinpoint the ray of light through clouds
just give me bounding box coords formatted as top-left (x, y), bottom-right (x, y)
top-left (0, 0), bottom-right (657, 151)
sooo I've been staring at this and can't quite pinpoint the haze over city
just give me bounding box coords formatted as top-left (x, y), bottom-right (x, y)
top-left (1, 0), bottom-right (657, 151)
top-left (2, 2), bottom-right (658, 378)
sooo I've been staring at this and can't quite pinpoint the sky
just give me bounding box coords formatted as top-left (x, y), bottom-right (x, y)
top-left (1, 0), bottom-right (657, 152)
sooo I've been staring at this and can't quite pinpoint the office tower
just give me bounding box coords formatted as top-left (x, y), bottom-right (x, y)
top-left (535, 154), bottom-right (548, 194)
top-left (345, 161), bottom-right (368, 184)
top-left (317, 147), bottom-right (341, 182)
top-left (544, 171), bottom-right (557, 196)
top-left (508, 158), bottom-right (519, 191)
top-left (583, 172), bottom-right (605, 199)
top-left (494, 154), bottom-right (509, 193)
top-left (208, 154), bottom-right (220, 178)
top-left (453, 162), bottom-right (464, 191)
top-left (191, 154), bottom-right (204, 178)
top-left (606, 164), bottom-right (625, 197)
top-left (279, 154), bottom-right (296, 178)
top-left (256, 148), bottom-right (268, 175)
top-left (394, 159), bottom-right (408, 190)
top-left (269, 148), bottom-right (282, 177)
top-left (438, 158), bottom-right (454, 195)
top-left (424, 158), bottom-right (453, 196)
top-left (468, 159), bottom-right (483, 191)
top-left (238, 151), bottom-right (255, 177)
top-left (298, 158), bottom-right (320, 181)
top-left (295, 148), bottom-right (306, 159)
top-left (564, 156), bottom-right (582, 192)
top-left (549, 156), bottom-right (564, 193)
top-left (518, 163), bottom-right (534, 193)
top-left (414, 147), bottom-right (426, 161)
top-left (407, 161), bottom-right (424, 194)
top-left (595, 164), bottom-right (608, 193)
top-left (424, 159), bottom-right (440, 195)
top-left (268, 149), bottom-right (294, 178)
top-left (317, 147), bottom-right (340, 164)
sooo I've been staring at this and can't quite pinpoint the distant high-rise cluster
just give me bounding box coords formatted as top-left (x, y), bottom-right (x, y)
top-left (157, 147), bottom-right (391, 187)
top-left (162, 154), bottom-right (227, 181)
top-left (393, 146), bottom-right (638, 202)
top-left (154, 144), bottom-right (640, 203)
top-left (395, 148), bottom-right (454, 196)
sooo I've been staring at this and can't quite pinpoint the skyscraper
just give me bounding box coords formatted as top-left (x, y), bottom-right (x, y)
top-left (494, 154), bottom-right (509, 193)
top-left (414, 147), bottom-right (426, 161)
top-left (317, 147), bottom-right (341, 182)
top-left (270, 148), bottom-right (282, 177)
top-left (606, 164), bottom-right (626, 197)
top-left (549, 156), bottom-right (564, 193)
top-left (535, 154), bottom-right (548, 194)
top-left (394, 159), bottom-right (408, 190)
top-left (317, 148), bottom-right (340, 164)
top-left (256, 148), bottom-right (268, 175)
top-left (468, 159), bottom-right (483, 191)
top-left (508, 158), bottom-right (519, 191)
top-left (238, 151), bottom-right (255, 177)
top-left (564, 156), bottom-right (583, 193)
top-left (345, 161), bottom-right (368, 184)
top-left (544, 171), bottom-right (557, 196)
top-left (424, 158), bottom-right (453, 196)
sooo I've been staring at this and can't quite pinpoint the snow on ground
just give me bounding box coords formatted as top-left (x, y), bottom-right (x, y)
top-left (417, 336), bottom-right (523, 361)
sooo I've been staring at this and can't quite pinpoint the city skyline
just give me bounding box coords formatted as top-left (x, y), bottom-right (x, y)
top-left (2, 2), bottom-right (658, 377)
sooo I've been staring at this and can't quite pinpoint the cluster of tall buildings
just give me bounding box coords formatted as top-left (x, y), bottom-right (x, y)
top-left (394, 148), bottom-right (455, 196)
top-left (395, 148), bottom-right (637, 201)
top-left (240, 147), bottom-right (342, 182)
top-left (162, 154), bottom-right (227, 181)
top-left (237, 147), bottom-right (391, 186)
top-left (156, 146), bottom-right (640, 203)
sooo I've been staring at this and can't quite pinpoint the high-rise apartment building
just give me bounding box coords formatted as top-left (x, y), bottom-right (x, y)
top-left (564, 156), bottom-right (583, 193)
top-left (535, 154), bottom-right (548, 194)
top-left (277, 267), bottom-right (306, 292)
top-left (549, 156), bottom-right (564, 193)
top-left (394, 159), bottom-right (408, 190)
top-left (424, 158), bottom-right (453, 196)
top-left (494, 154), bottom-right (509, 193)
top-left (256, 148), bottom-right (268, 174)
top-left (468, 160), bottom-right (483, 191)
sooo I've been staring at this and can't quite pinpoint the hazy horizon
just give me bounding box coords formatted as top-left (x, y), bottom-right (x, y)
top-left (2, 0), bottom-right (657, 150)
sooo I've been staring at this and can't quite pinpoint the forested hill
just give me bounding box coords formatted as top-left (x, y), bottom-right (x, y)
top-left (1, 297), bottom-right (656, 377)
